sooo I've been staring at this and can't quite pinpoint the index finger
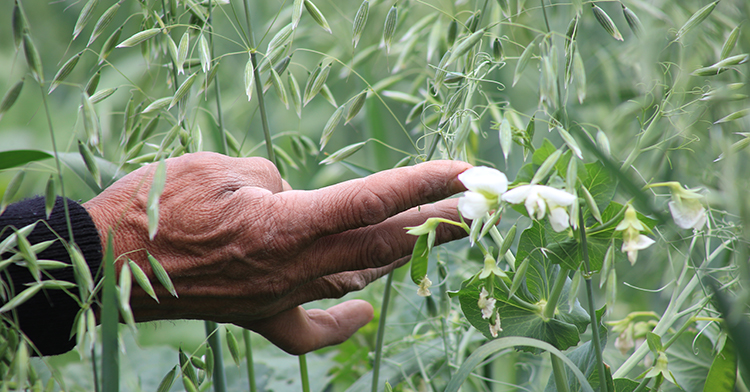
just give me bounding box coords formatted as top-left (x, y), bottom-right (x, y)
top-left (277, 160), bottom-right (471, 239)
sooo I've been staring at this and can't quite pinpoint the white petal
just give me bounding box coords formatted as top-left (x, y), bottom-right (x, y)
top-left (501, 184), bottom-right (533, 204)
top-left (489, 313), bottom-right (502, 337)
top-left (525, 189), bottom-right (546, 219)
top-left (668, 200), bottom-right (706, 230)
top-left (622, 235), bottom-right (655, 252)
top-left (458, 166), bottom-right (508, 196)
top-left (477, 287), bottom-right (496, 319)
top-left (549, 207), bottom-right (570, 232)
top-left (536, 185), bottom-right (577, 207)
top-left (622, 234), bottom-right (655, 265)
top-left (458, 191), bottom-right (494, 219)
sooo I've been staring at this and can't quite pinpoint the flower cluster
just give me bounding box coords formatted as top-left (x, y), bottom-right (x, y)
top-left (502, 184), bottom-right (577, 232)
top-left (417, 276), bottom-right (432, 297)
top-left (477, 287), bottom-right (502, 337)
top-left (457, 166), bottom-right (577, 232)
top-left (666, 184), bottom-right (706, 230)
top-left (477, 287), bottom-right (496, 319)
top-left (615, 204), bottom-right (655, 265)
top-left (457, 166), bottom-right (508, 220)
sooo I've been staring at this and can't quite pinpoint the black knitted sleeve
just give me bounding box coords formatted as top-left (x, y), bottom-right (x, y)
top-left (0, 196), bottom-right (102, 356)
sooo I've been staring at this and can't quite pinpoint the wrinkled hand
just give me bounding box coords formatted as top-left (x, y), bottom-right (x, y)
top-left (84, 152), bottom-right (470, 354)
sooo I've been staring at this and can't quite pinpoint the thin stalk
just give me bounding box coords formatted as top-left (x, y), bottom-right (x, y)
top-left (371, 270), bottom-right (395, 392)
top-left (539, 0), bottom-right (551, 34)
top-left (299, 354), bottom-right (310, 392)
top-left (440, 319), bottom-right (452, 377)
top-left (543, 266), bottom-right (568, 320)
top-left (613, 238), bottom-right (728, 377)
top-left (100, 232), bottom-right (118, 392)
top-left (242, 0), bottom-right (275, 165)
top-left (662, 316), bottom-right (696, 351)
top-left (632, 377), bottom-right (651, 392)
top-left (242, 330), bottom-right (257, 392)
top-left (207, 0), bottom-right (228, 155)
top-left (91, 345), bottom-right (100, 392)
top-left (39, 83), bottom-right (74, 243)
top-left (204, 321), bottom-right (227, 392)
top-left (579, 206), bottom-right (607, 392)
top-left (550, 354), bottom-right (570, 392)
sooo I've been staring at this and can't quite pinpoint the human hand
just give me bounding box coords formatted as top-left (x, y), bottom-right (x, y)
top-left (83, 152), bottom-right (471, 354)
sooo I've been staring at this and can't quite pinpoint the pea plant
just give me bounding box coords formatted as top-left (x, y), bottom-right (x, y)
top-left (0, 0), bottom-right (749, 391)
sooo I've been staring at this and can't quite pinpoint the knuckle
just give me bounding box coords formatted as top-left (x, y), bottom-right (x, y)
top-left (358, 229), bottom-right (399, 268)
top-left (317, 273), bottom-right (369, 299)
top-left (348, 185), bottom-right (392, 226)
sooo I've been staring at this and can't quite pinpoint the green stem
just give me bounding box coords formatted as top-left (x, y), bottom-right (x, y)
top-left (632, 377), bottom-right (651, 392)
top-left (550, 354), bottom-right (570, 392)
top-left (539, 0), bottom-right (551, 34)
top-left (371, 270), bottom-right (395, 392)
top-left (543, 266), bottom-right (568, 320)
top-left (206, 0), bottom-right (228, 155)
top-left (243, 330), bottom-right (257, 392)
top-left (579, 206), bottom-right (607, 392)
top-left (100, 232), bottom-right (118, 392)
top-left (39, 83), bottom-right (74, 244)
top-left (242, 0), bottom-right (275, 164)
top-left (299, 354), bottom-right (310, 392)
top-left (204, 321), bottom-right (227, 392)
top-left (586, 204), bottom-right (627, 236)
top-left (91, 345), bottom-right (100, 392)
top-left (662, 316), bottom-right (696, 351)
top-left (613, 238), bottom-right (730, 378)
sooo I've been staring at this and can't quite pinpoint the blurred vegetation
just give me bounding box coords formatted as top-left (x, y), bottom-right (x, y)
top-left (1, 0), bottom-right (750, 391)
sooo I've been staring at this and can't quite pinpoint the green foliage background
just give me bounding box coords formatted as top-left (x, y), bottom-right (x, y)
top-left (1, 0), bottom-right (749, 390)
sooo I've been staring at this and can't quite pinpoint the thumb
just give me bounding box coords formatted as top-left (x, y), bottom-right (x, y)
top-left (248, 300), bottom-right (374, 355)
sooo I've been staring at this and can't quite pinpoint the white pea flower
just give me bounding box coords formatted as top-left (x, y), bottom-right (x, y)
top-left (646, 182), bottom-right (707, 230)
top-left (501, 184), bottom-right (577, 232)
top-left (457, 167), bottom-right (508, 220)
top-left (417, 276), bottom-right (432, 297)
top-left (489, 313), bottom-right (503, 338)
top-left (614, 325), bottom-right (634, 356)
top-left (615, 204), bottom-right (655, 265)
top-left (621, 234), bottom-right (655, 265)
top-left (667, 186), bottom-right (706, 230)
top-left (477, 287), bottom-right (496, 319)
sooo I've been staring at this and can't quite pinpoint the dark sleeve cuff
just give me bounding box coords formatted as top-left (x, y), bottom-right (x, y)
top-left (0, 196), bottom-right (102, 356)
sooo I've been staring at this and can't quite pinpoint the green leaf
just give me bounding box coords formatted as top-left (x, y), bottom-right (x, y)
top-left (646, 331), bottom-right (662, 354)
top-left (0, 150), bottom-right (52, 170)
top-left (409, 235), bottom-right (429, 285)
top-left (582, 162), bottom-right (616, 214)
top-left (344, 338), bottom-right (447, 392)
top-left (456, 271), bottom-right (586, 351)
top-left (101, 232), bottom-right (119, 390)
top-left (613, 378), bottom-right (647, 392)
top-left (666, 330), bottom-right (714, 390)
top-left (545, 312), bottom-right (609, 392)
top-left (703, 338), bottom-right (737, 392)
top-left (445, 337), bottom-right (595, 392)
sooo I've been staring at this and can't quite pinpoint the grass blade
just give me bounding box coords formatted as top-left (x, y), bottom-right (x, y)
top-left (101, 231), bottom-right (119, 392)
